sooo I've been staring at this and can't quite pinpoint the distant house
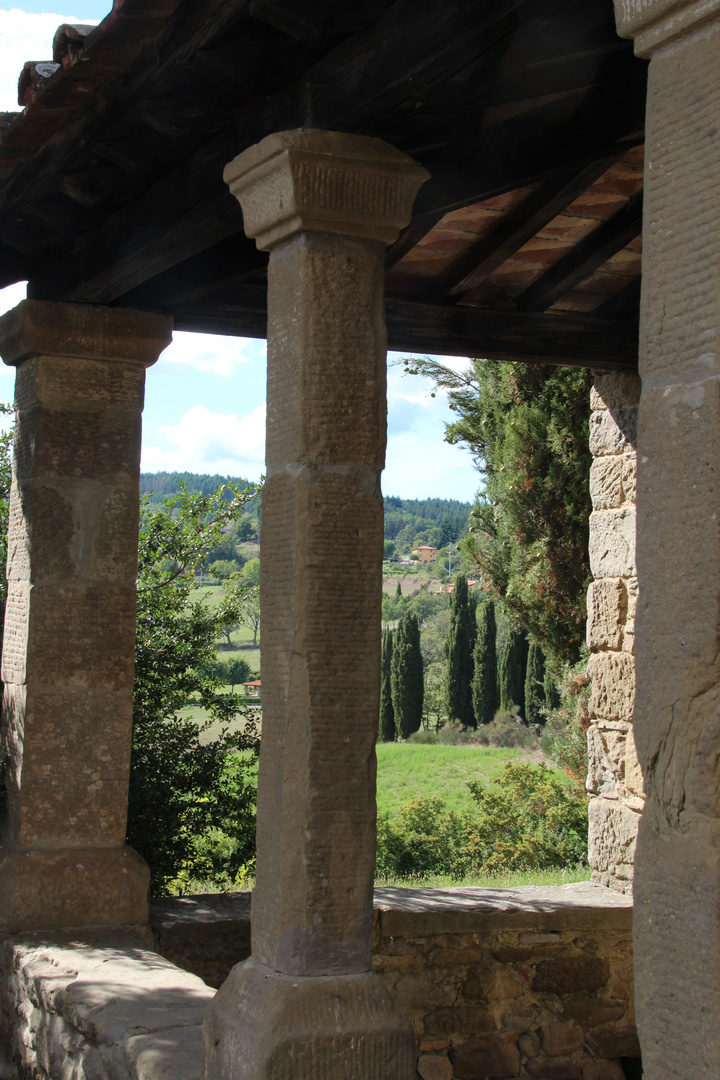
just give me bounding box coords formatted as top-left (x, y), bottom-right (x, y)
top-left (411, 545), bottom-right (437, 563)
top-left (243, 680), bottom-right (261, 697)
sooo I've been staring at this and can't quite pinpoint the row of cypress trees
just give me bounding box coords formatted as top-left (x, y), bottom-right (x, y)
top-left (380, 575), bottom-right (560, 740)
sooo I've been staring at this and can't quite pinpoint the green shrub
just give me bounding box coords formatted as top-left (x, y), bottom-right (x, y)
top-left (376, 762), bottom-right (588, 880)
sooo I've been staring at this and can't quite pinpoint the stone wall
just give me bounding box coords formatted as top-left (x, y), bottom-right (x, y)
top-left (586, 373), bottom-right (644, 893)
top-left (152, 885), bottom-right (637, 1080)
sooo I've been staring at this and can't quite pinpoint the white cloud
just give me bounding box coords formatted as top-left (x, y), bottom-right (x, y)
top-left (0, 281), bottom-right (26, 315)
top-left (162, 331), bottom-right (261, 377)
top-left (142, 403), bottom-right (266, 479)
top-left (0, 10), bottom-right (99, 112)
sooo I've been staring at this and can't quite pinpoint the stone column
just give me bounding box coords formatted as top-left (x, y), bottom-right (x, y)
top-left (612, 2), bottom-right (720, 1076)
top-left (203, 131), bottom-right (428, 1080)
top-left (586, 371), bottom-right (644, 892)
top-left (0, 300), bottom-right (172, 932)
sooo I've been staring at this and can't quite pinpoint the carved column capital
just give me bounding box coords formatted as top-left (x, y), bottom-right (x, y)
top-left (613, 0), bottom-right (720, 55)
top-left (224, 128), bottom-right (429, 250)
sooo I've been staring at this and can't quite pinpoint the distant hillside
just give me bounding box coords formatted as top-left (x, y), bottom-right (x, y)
top-left (140, 471), bottom-right (257, 503)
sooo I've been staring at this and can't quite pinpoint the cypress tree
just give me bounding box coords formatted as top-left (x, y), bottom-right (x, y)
top-left (444, 574), bottom-right (478, 727)
top-left (472, 600), bottom-right (499, 726)
top-left (524, 641), bottom-right (547, 726)
top-left (379, 629), bottom-right (396, 741)
top-left (499, 628), bottom-right (529, 715)
top-left (391, 612), bottom-right (424, 738)
top-left (395, 580), bottom-right (403, 598)
top-left (544, 668), bottom-right (561, 711)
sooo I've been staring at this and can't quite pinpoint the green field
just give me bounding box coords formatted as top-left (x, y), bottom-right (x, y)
top-left (376, 743), bottom-right (545, 818)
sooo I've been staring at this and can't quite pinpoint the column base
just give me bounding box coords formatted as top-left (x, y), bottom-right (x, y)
top-left (0, 844), bottom-right (149, 932)
top-left (203, 956), bottom-right (417, 1080)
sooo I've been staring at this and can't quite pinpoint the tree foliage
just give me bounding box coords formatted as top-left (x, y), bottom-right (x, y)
top-left (128, 483), bottom-right (261, 895)
top-left (524, 641), bottom-right (547, 726)
top-left (380, 629), bottom-right (396, 742)
top-left (499, 628), bottom-right (529, 715)
top-left (472, 600), bottom-right (499, 726)
top-left (391, 612), bottom-right (424, 739)
top-left (444, 574), bottom-right (477, 728)
top-left (403, 358), bottom-right (592, 664)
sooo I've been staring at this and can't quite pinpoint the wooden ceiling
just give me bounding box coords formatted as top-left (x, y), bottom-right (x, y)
top-left (0, 0), bottom-right (647, 370)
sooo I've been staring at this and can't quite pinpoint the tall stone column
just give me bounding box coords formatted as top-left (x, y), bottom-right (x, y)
top-left (0, 300), bottom-right (172, 932)
top-left (612, 2), bottom-right (720, 1076)
top-left (203, 131), bottom-right (428, 1079)
top-left (586, 371), bottom-right (644, 892)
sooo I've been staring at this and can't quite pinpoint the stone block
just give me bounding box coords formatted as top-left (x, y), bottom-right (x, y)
top-left (424, 1006), bottom-right (494, 1036)
top-left (450, 1035), bottom-right (521, 1078)
top-left (585, 1024), bottom-right (641, 1059)
top-left (0, 844), bottom-right (149, 932)
top-left (587, 726), bottom-right (620, 797)
top-left (581, 1061), bottom-right (625, 1080)
top-left (539, 1021), bottom-right (584, 1056)
top-left (18, 405), bottom-right (142, 482)
top-left (418, 1053), bottom-right (453, 1080)
top-left (532, 957), bottom-right (610, 996)
top-left (621, 456), bottom-right (637, 504)
top-left (0, 299), bottom-right (172, 368)
top-left (527, 1064), bottom-right (581, 1080)
top-left (590, 373), bottom-right (641, 411)
top-left (590, 458), bottom-right (623, 510)
top-left (517, 1031), bottom-right (541, 1058)
top-left (587, 579), bottom-right (625, 650)
top-left (5, 685), bottom-right (132, 847)
top-left (562, 999), bottom-right (626, 1025)
top-left (588, 508), bottom-right (636, 579)
top-left (624, 729), bottom-right (645, 798)
top-left (588, 652), bottom-right (635, 723)
top-left (588, 799), bottom-right (640, 876)
top-left (589, 408), bottom-right (637, 457)
top-left (203, 957), bottom-right (417, 1080)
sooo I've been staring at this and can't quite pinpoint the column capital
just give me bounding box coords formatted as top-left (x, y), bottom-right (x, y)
top-left (0, 299), bottom-right (172, 368)
top-left (614, 0), bottom-right (720, 56)
top-left (224, 129), bottom-right (429, 251)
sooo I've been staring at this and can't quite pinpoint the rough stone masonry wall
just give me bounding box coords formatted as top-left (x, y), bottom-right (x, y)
top-left (586, 372), bottom-right (644, 893)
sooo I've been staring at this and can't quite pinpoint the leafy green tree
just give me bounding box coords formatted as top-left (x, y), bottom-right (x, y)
top-left (403, 357), bottom-right (592, 664)
top-left (499, 628), bottom-right (529, 715)
top-left (524, 642), bottom-right (547, 726)
top-left (216, 655), bottom-right (252, 693)
top-left (128, 483), bottom-right (261, 895)
top-left (242, 558), bottom-right (260, 587)
top-left (210, 558), bottom-right (242, 580)
top-left (444, 574), bottom-right (477, 728)
top-left (472, 600), bottom-right (499, 726)
top-left (379, 629), bottom-right (396, 742)
top-left (544, 667), bottom-right (561, 710)
top-left (391, 612), bottom-right (423, 739)
top-left (384, 539), bottom-right (396, 560)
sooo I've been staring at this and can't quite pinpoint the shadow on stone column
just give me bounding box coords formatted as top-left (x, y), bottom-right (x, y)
top-left (203, 131), bottom-right (428, 1080)
top-left (0, 300), bottom-right (172, 932)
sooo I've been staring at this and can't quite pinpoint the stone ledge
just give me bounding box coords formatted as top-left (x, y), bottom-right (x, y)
top-left (1, 930), bottom-right (213, 1080)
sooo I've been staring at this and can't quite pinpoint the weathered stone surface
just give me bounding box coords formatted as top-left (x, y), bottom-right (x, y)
top-left (586, 726), bottom-right (622, 797)
top-left (590, 372), bottom-right (641, 411)
top-left (581, 1061), bottom-right (625, 1080)
top-left (0, 300), bottom-right (168, 932)
top-left (532, 957), bottom-right (610, 996)
top-left (526, 1064), bottom-right (581, 1080)
top-left (589, 409), bottom-right (637, 457)
top-left (588, 799), bottom-right (640, 878)
top-left (614, 0), bottom-right (720, 55)
top-left (203, 957), bottom-right (416, 1080)
top-left (624, 729), bottom-right (644, 799)
top-left (587, 579), bottom-right (625, 650)
top-left (450, 1035), bottom-right (521, 1079)
top-left (621, 456), bottom-right (637, 504)
top-left (588, 652), bottom-right (635, 723)
top-left (417, 1053), bottom-right (453, 1080)
top-left (589, 457), bottom-right (623, 510)
top-left (2, 935), bottom-right (209, 1080)
top-left (588, 508), bottom-right (636, 579)
top-left (224, 129), bottom-right (429, 250)
top-left (539, 1021), bottom-right (584, 1056)
top-left (150, 893), bottom-right (252, 990)
top-left (585, 1024), bottom-right (641, 1059)
top-left (517, 1031), bottom-right (541, 1057)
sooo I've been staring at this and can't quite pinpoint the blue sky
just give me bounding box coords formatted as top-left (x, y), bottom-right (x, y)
top-left (0, 6), bottom-right (481, 501)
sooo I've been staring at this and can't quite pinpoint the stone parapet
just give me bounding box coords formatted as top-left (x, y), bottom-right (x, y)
top-left (586, 372), bottom-right (643, 893)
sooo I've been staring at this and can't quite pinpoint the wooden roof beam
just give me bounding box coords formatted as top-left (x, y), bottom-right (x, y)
top-left (515, 191), bottom-right (643, 313)
top-left (421, 154), bottom-right (629, 304)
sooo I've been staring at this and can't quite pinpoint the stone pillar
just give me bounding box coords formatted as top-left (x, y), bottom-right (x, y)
top-left (586, 371), bottom-right (644, 892)
top-left (0, 300), bottom-right (172, 932)
top-left (203, 131), bottom-right (428, 1079)
top-left (612, 2), bottom-right (720, 1076)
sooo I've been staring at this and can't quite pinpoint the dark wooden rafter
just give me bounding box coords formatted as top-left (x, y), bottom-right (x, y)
top-left (420, 154), bottom-right (630, 304)
top-left (594, 274), bottom-right (641, 319)
top-left (515, 190), bottom-right (643, 313)
top-left (160, 283), bottom-right (637, 370)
